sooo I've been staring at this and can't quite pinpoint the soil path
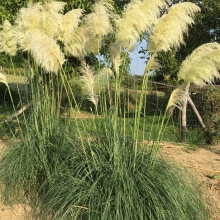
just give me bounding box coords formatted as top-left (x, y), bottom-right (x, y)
top-left (160, 142), bottom-right (220, 220)
top-left (0, 140), bottom-right (220, 219)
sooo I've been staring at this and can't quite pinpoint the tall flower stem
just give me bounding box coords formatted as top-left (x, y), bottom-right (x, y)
top-left (133, 70), bottom-right (148, 167)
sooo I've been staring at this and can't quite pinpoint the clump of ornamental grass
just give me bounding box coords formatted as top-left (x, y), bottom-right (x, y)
top-left (0, 70), bottom-right (76, 206)
top-left (0, 64), bottom-right (210, 220)
top-left (0, 113), bottom-right (210, 220)
top-left (0, 0), bottom-right (211, 219)
top-left (41, 117), bottom-right (209, 220)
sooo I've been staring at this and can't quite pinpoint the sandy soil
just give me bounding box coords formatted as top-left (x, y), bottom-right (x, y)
top-left (0, 205), bottom-right (29, 220)
top-left (0, 140), bottom-right (28, 220)
top-left (0, 140), bottom-right (220, 219)
top-left (160, 142), bottom-right (220, 220)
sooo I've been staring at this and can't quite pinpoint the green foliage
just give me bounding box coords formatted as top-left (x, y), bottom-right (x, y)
top-left (188, 126), bottom-right (206, 144)
top-left (0, 114), bottom-right (209, 220)
top-left (0, 59), bottom-right (209, 220)
top-left (66, 0), bottom-right (96, 11)
top-left (0, 0), bottom-right (26, 23)
top-left (150, 51), bottom-right (181, 85)
top-left (204, 86), bottom-right (220, 144)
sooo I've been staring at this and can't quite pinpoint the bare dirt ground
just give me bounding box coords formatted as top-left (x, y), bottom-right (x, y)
top-left (160, 142), bottom-right (220, 220)
top-left (0, 140), bottom-right (28, 220)
top-left (0, 140), bottom-right (220, 219)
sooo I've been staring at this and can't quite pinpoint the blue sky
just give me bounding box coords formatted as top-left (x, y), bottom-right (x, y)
top-left (129, 40), bottom-right (147, 75)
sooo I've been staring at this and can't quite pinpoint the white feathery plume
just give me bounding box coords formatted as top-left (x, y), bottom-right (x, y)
top-left (14, 2), bottom-right (44, 48)
top-left (79, 61), bottom-right (98, 106)
top-left (167, 83), bottom-right (188, 113)
top-left (83, 0), bottom-right (114, 54)
top-left (84, 0), bottom-right (113, 39)
top-left (79, 62), bottom-right (114, 106)
top-left (148, 2), bottom-right (200, 53)
top-left (23, 30), bottom-right (65, 73)
top-left (144, 54), bottom-right (160, 73)
top-left (115, 0), bottom-right (147, 50)
top-left (15, 2), bottom-right (44, 31)
top-left (141, 0), bottom-right (169, 30)
top-left (64, 25), bottom-right (88, 58)
top-left (63, 0), bottom-right (114, 57)
top-left (59, 9), bottom-right (83, 43)
top-left (0, 20), bottom-right (17, 56)
top-left (41, 1), bottom-right (66, 38)
top-left (178, 43), bottom-right (220, 86)
top-left (115, 0), bottom-right (168, 50)
top-left (110, 41), bottom-right (121, 74)
top-left (79, 61), bottom-right (96, 94)
top-left (15, 1), bottom-right (65, 48)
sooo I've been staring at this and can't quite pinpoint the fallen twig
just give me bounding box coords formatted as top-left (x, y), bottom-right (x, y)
top-left (1, 103), bottom-right (32, 124)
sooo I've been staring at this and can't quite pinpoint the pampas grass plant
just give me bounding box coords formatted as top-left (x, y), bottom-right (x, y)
top-left (0, 0), bottom-right (211, 219)
top-left (167, 42), bottom-right (220, 144)
top-left (148, 2), bottom-right (200, 53)
top-left (167, 42), bottom-right (220, 119)
top-left (24, 30), bottom-right (65, 73)
top-left (178, 42), bottom-right (220, 86)
top-left (115, 0), bottom-right (168, 50)
top-left (79, 61), bottom-right (99, 107)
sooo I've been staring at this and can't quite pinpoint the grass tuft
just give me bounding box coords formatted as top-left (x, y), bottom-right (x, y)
top-left (0, 115), bottom-right (209, 220)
